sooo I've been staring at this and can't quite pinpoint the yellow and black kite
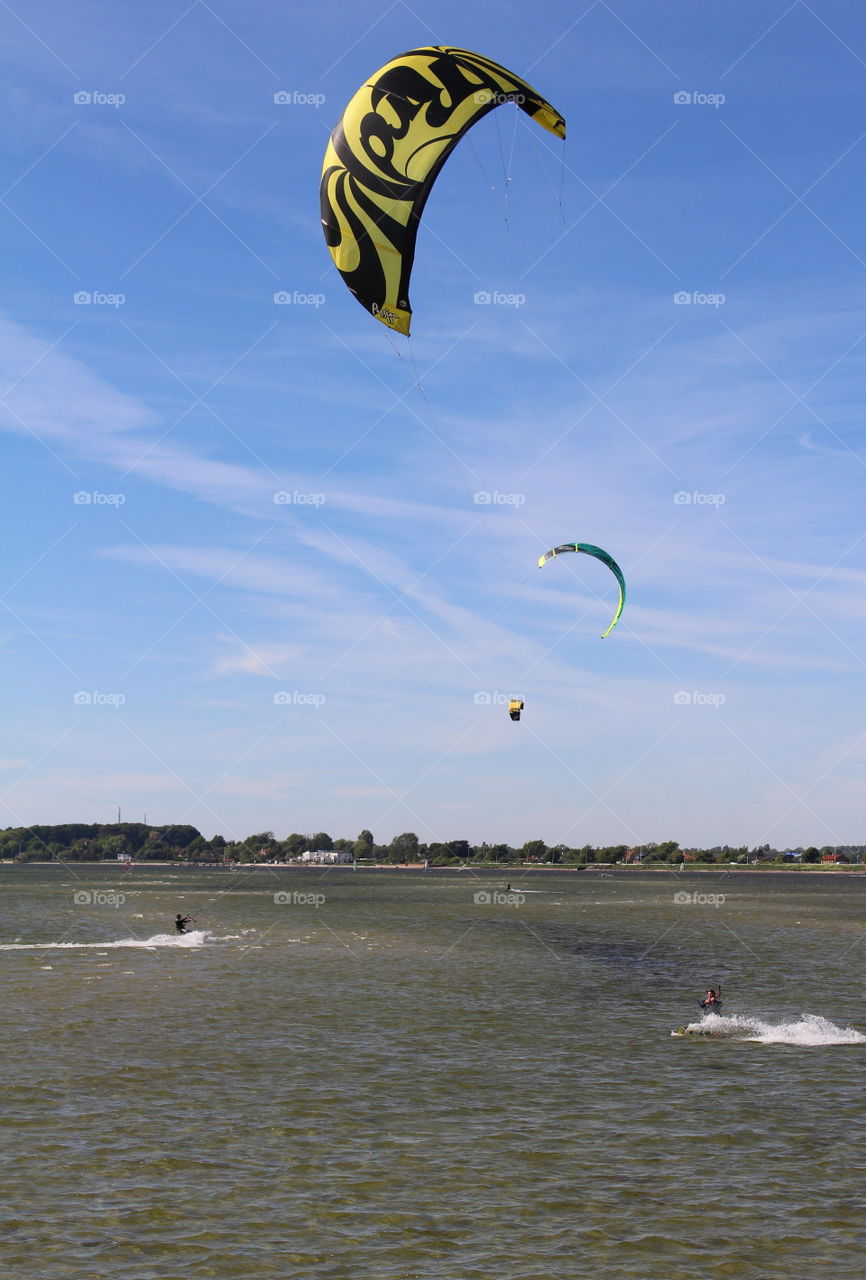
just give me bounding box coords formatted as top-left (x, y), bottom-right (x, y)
top-left (320, 47), bottom-right (566, 335)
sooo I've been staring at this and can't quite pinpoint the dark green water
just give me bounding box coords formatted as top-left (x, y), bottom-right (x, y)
top-left (3, 865), bottom-right (866, 1279)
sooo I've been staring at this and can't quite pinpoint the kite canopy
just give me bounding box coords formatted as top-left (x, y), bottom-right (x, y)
top-left (320, 46), bottom-right (566, 335)
top-left (537, 543), bottom-right (626, 639)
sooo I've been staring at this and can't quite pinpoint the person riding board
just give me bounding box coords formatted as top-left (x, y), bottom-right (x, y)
top-left (175, 913), bottom-right (195, 934)
top-left (699, 985), bottom-right (722, 1011)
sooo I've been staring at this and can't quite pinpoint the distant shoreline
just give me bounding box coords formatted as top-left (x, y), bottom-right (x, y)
top-left (2, 860), bottom-right (864, 874)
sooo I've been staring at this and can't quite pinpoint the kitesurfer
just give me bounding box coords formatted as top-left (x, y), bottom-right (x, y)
top-left (175, 913), bottom-right (194, 934)
top-left (699, 986), bottom-right (722, 1011)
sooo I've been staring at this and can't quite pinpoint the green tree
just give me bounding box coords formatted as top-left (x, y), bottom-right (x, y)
top-left (801, 847), bottom-right (821, 863)
top-left (562, 845), bottom-right (588, 864)
top-left (244, 830), bottom-right (274, 844)
top-left (94, 834), bottom-right (128, 860)
top-left (389, 832), bottom-right (419, 863)
top-left (427, 842), bottom-right (453, 864)
top-left (158, 824), bottom-right (201, 848)
top-left (354, 829), bottom-right (374, 859)
top-left (186, 835), bottom-right (212, 859)
top-left (521, 839), bottom-right (548, 862)
top-left (230, 832), bottom-right (272, 862)
top-left (487, 843), bottom-right (515, 864)
top-left (141, 840), bottom-right (170, 861)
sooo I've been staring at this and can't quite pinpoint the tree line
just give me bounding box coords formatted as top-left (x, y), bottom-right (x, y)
top-left (1, 824), bottom-right (863, 865)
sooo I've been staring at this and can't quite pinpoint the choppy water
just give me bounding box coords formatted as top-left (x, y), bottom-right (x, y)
top-left (3, 864), bottom-right (866, 1279)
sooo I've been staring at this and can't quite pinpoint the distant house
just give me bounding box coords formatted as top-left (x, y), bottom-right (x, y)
top-left (299, 849), bottom-right (353, 864)
top-left (822, 852), bottom-right (845, 863)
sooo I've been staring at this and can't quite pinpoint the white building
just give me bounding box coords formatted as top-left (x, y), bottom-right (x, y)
top-left (299, 849), bottom-right (353, 864)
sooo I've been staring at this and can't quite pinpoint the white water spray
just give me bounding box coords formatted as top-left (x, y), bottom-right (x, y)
top-left (675, 1012), bottom-right (865, 1046)
top-left (0, 929), bottom-right (209, 951)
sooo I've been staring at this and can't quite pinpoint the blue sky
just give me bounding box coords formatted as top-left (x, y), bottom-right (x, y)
top-left (2, 0), bottom-right (866, 848)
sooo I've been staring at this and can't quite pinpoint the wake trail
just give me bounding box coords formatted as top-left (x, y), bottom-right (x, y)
top-left (0, 930), bottom-right (210, 951)
top-left (674, 1012), bottom-right (865, 1046)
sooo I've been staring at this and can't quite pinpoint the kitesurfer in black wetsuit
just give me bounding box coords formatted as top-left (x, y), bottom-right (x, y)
top-left (175, 913), bottom-right (194, 934)
top-left (699, 986), bottom-right (722, 1011)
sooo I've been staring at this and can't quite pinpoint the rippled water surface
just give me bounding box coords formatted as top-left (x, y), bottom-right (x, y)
top-left (3, 865), bottom-right (866, 1279)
